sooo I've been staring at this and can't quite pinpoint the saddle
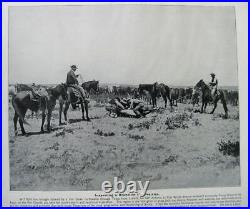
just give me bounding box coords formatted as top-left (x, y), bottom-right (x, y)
top-left (30, 88), bottom-right (48, 104)
top-left (209, 88), bottom-right (220, 101)
top-left (29, 89), bottom-right (41, 102)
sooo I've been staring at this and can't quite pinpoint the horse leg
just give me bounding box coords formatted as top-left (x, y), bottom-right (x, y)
top-left (18, 108), bottom-right (27, 135)
top-left (167, 94), bottom-right (172, 108)
top-left (84, 100), bottom-right (90, 121)
top-left (63, 102), bottom-right (70, 123)
top-left (163, 96), bottom-right (167, 108)
top-left (41, 111), bottom-right (46, 132)
top-left (210, 98), bottom-right (219, 114)
top-left (59, 102), bottom-right (63, 125)
top-left (19, 119), bottom-right (26, 135)
top-left (47, 110), bottom-right (52, 132)
top-left (152, 96), bottom-right (156, 108)
top-left (204, 102), bottom-right (208, 113)
top-left (80, 102), bottom-right (85, 120)
top-left (13, 112), bottom-right (18, 136)
top-left (200, 102), bottom-right (204, 113)
top-left (221, 95), bottom-right (228, 118)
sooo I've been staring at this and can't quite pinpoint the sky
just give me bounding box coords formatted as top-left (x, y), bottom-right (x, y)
top-left (9, 5), bottom-right (238, 86)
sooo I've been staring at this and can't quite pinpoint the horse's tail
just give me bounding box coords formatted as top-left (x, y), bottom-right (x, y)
top-left (12, 97), bottom-right (30, 126)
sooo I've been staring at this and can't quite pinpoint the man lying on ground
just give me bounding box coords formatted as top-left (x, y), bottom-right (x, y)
top-left (107, 97), bottom-right (152, 118)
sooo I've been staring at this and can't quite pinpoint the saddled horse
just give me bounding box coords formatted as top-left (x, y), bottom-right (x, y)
top-left (59, 85), bottom-right (90, 125)
top-left (12, 83), bottom-right (68, 135)
top-left (82, 80), bottom-right (99, 94)
top-left (194, 79), bottom-right (228, 118)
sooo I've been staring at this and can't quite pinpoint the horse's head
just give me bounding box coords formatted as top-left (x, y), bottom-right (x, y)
top-left (195, 79), bottom-right (205, 89)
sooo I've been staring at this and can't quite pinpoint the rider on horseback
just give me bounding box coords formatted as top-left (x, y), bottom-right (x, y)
top-left (66, 65), bottom-right (86, 103)
top-left (209, 73), bottom-right (218, 99)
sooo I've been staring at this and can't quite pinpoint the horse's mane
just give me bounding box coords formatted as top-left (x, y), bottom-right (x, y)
top-left (203, 81), bottom-right (210, 90)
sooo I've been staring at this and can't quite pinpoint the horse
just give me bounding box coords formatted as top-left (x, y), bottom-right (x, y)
top-left (82, 80), bottom-right (99, 94)
top-left (138, 82), bottom-right (159, 108)
top-left (194, 79), bottom-right (228, 118)
top-left (158, 83), bottom-right (172, 108)
top-left (12, 83), bottom-right (68, 135)
top-left (59, 86), bottom-right (90, 125)
top-left (170, 88), bottom-right (179, 106)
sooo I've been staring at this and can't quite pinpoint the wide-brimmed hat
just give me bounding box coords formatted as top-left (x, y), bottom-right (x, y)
top-left (210, 73), bottom-right (215, 76)
top-left (71, 65), bottom-right (78, 69)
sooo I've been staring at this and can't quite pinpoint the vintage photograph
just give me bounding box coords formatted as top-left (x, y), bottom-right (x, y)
top-left (8, 4), bottom-right (240, 191)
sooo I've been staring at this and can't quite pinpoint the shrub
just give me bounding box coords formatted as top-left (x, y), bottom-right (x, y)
top-left (165, 113), bottom-right (190, 130)
top-left (128, 118), bottom-right (156, 130)
top-left (128, 134), bottom-right (144, 141)
top-left (162, 155), bottom-right (178, 165)
top-left (217, 140), bottom-right (239, 157)
top-left (94, 129), bottom-right (115, 137)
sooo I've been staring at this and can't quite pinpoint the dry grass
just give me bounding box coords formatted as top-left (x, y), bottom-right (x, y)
top-left (8, 98), bottom-right (240, 191)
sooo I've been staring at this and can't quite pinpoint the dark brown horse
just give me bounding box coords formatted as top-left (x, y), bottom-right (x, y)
top-left (194, 79), bottom-right (228, 118)
top-left (138, 82), bottom-right (159, 107)
top-left (59, 86), bottom-right (90, 125)
top-left (12, 83), bottom-right (68, 135)
top-left (158, 83), bottom-right (172, 108)
top-left (82, 80), bottom-right (99, 94)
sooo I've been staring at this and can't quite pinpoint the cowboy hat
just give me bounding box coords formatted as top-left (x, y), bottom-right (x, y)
top-left (71, 65), bottom-right (78, 69)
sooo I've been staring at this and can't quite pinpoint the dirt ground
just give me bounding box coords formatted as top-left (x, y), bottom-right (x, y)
top-left (9, 98), bottom-right (240, 191)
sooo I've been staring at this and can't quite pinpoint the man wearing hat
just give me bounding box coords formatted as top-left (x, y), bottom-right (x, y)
top-left (66, 65), bottom-right (86, 100)
top-left (209, 73), bottom-right (218, 98)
